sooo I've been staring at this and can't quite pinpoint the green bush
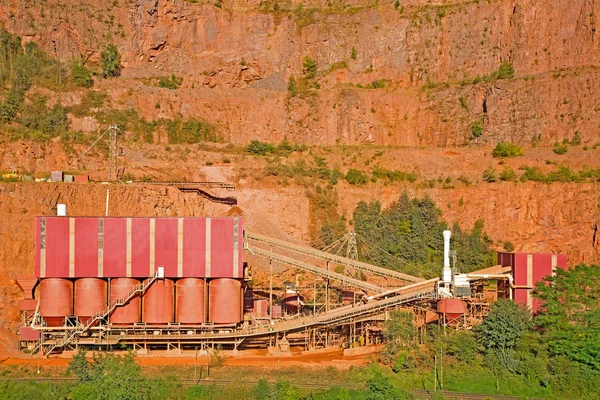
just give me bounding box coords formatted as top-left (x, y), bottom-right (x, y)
top-left (492, 142), bottom-right (524, 158)
top-left (287, 75), bottom-right (297, 97)
top-left (71, 63), bottom-right (93, 88)
top-left (101, 44), bottom-right (121, 78)
top-left (471, 120), bottom-right (484, 138)
top-left (482, 166), bottom-right (497, 182)
top-left (499, 167), bottom-right (517, 181)
top-left (496, 61), bottom-right (515, 80)
top-left (345, 168), bottom-right (369, 185)
top-left (302, 56), bottom-right (317, 79)
top-left (552, 142), bottom-right (569, 156)
top-left (571, 130), bottom-right (582, 146)
top-left (553, 142), bottom-right (568, 155)
top-left (166, 119), bottom-right (217, 144)
top-left (158, 74), bottom-right (183, 89)
top-left (366, 79), bottom-right (386, 89)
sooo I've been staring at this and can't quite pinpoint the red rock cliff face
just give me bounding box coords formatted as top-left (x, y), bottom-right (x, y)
top-left (2, 0), bottom-right (599, 145)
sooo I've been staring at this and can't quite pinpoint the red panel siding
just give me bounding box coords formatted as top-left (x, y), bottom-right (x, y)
top-left (45, 218), bottom-right (70, 277)
top-left (75, 218), bottom-right (98, 277)
top-left (34, 218), bottom-right (40, 277)
top-left (104, 218), bottom-right (126, 277)
top-left (557, 254), bottom-right (568, 271)
top-left (496, 252), bottom-right (514, 268)
top-left (236, 219), bottom-right (244, 278)
top-left (155, 218), bottom-right (178, 277)
top-left (513, 253), bottom-right (528, 286)
top-left (131, 219), bottom-right (150, 277)
top-left (183, 218), bottom-right (206, 277)
top-left (514, 288), bottom-right (528, 307)
top-left (210, 219), bottom-right (234, 278)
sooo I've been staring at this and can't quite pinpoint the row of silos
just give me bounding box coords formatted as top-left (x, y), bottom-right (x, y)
top-left (38, 277), bottom-right (243, 326)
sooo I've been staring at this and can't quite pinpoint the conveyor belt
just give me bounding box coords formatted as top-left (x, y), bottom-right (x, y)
top-left (245, 232), bottom-right (423, 284)
top-left (246, 245), bottom-right (385, 293)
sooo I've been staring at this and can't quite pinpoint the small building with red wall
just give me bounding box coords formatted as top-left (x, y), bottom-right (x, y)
top-left (497, 252), bottom-right (567, 313)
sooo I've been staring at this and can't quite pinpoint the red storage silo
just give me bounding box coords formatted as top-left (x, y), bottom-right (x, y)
top-left (437, 298), bottom-right (467, 325)
top-left (209, 278), bottom-right (242, 324)
top-left (109, 278), bottom-right (141, 324)
top-left (175, 278), bottom-right (206, 324)
top-left (39, 278), bottom-right (73, 327)
top-left (143, 279), bottom-right (174, 324)
top-left (74, 278), bottom-right (107, 325)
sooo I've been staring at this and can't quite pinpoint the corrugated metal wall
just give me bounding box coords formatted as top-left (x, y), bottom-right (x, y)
top-left (497, 251), bottom-right (567, 313)
top-left (35, 217), bottom-right (244, 279)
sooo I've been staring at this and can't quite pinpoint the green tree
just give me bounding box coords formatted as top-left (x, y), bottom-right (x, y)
top-left (475, 299), bottom-right (531, 373)
top-left (101, 44), bottom-right (121, 78)
top-left (71, 63), bottom-right (93, 87)
top-left (534, 264), bottom-right (600, 370)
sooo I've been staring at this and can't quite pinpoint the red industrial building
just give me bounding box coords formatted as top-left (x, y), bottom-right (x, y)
top-left (30, 216), bottom-right (244, 329)
top-left (497, 252), bottom-right (567, 313)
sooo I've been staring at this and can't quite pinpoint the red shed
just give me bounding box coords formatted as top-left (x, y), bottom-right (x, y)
top-left (497, 252), bottom-right (567, 313)
top-left (35, 217), bottom-right (244, 279)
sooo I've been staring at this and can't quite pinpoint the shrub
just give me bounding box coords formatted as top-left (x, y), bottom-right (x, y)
top-left (492, 142), bottom-right (524, 158)
top-left (101, 44), bottom-right (121, 78)
top-left (166, 119), bottom-right (217, 144)
top-left (553, 142), bottom-right (568, 155)
top-left (287, 75), bottom-right (297, 97)
top-left (496, 61), bottom-right (515, 80)
top-left (246, 140), bottom-right (275, 155)
top-left (71, 63), bottom-right (93, 88)
top-left (499, 167), bottom-right (517, 181)
top-left (482, 166), bottom-right (497, 182)
top-left (471, 120), bottom-right (484, 138)
top-left (504, 241), bottom-right (515, 252)
top-left (158, 74), bottom-right (183, 89)
top-left (366, 79), bottom-right (386, 89)
top-left (345, 169), bottom-right (369, 185)
top-left (302, 56), bottom-right (317, 79)
top-left (571, 131), bottom-right (582, 146)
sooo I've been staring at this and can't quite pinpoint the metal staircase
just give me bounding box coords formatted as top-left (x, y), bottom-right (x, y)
top-left (40, 271), bottom-right (162, 355)
top-left (245, 232), bottom-right (423, 284)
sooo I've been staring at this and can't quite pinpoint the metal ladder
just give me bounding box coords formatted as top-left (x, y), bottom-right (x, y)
top-left (41, 271), bottom-right (161, 356)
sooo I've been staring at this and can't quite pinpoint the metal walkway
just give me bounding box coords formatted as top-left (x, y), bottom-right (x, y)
top-left (245, 232), bottom-right (423, 284)
top-left (102, 288), bottom-right (436, 344)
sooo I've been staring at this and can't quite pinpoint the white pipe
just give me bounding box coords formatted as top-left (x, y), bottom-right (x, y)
top-left (465, 273), bottom-right (534, 301)
top-left (105, 188), bottom-right (109, 217)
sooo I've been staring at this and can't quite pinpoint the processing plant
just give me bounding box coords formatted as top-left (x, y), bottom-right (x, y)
top-left (15, 208), bottom-right (567, 356)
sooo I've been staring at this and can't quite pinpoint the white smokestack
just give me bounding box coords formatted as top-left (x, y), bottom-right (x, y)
top-left (57, 204), bottom-right (66, 216)
top-left (442, 230), bottom-right (452, 282)
top-left (443, 230), bottom-right (451, 267)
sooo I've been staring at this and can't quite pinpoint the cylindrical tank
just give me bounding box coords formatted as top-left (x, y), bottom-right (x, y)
top-left (209, 278), bottom-right (242, 324)
top-left (143, 279), bottom-right (174, 324)
top-left (437, 298), bottom-right (467, 325)
top-left (74, 278), bottom-right (107, 325)
top-left (342, 290), bottom-right (355, 305)
top-left (39, 278), bottom-right (73, 327)
top-left (109, 278), bottom-right (141, 325)
top-left (175, 278), bottom-right (205, 324)
top-left (282, 292), bottom-right (305, 314)
top-left (243, 288), bottom-right (254, 313)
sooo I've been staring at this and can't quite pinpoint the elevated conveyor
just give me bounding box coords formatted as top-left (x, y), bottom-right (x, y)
top-left (246, 245), bottom-right (385, 294)
top-left (245, 232), bottom-right (423, 284)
